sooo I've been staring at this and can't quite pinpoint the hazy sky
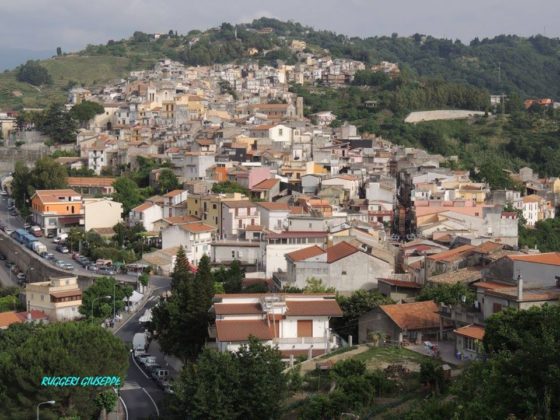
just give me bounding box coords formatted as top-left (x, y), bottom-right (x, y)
top-left (1, 0), bottom-right (559, 52)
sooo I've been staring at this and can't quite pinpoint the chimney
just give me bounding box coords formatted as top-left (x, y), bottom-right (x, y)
top-left (517, 273), bottom-right (523, 301)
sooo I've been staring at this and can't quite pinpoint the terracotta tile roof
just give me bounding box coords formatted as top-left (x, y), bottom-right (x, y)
top-left (179, 223), bottom-right (216, 233)
top-left (15, 310), bottom-right (48, 322)
top-left (196, 139), bottom-right (215, 146)
top-left (522, 194), bottom-right (542, 203)
top-left (473, 281), bottom-right (513, 290)
top-left (508, 252), bottom-right (560, 266)
top-left (289, 206), bottom-right (308, 215)
top-left (427, 245), bottom-right (475, 262)
top-left (454, 324), bottom-right (485, 341)
top-left (50, 289), bottom-right (82, 299)
top-left (33, 189), bottom-right (81, 204)
top-left (214, 303), bottom-right (262, 315)
top-left (132, 202), bottom-right (156, 213)
top-left (332, 174), bottom-right (358, 181)
top-left (222, 200), bottom-right (256, 209)
top-left (250, 104), bottom-right (289, 110)
top-left (252, 178), bottom-right (279, 191)
top-left (163, 189), bottom-right (185, 198)
top-left (286, 246), bottom-right (325, 262)
top-left (67, 177), bottom-right (115, 188)
top-left (471, 241), bottom-right (503, 254)
top-left (215, 320), bottom-right (274, 342)
top-left (163, 215), bottom-right (201, 225)
top-left (327, 241), bottom-right (359, 263)
top-left (0, 311), bottom-right (23, 328)
top-left (258, 202), bottom-right (290, 211)
top-left (428, 267), bottom-right (482, 285)
top-left (380, 300), bottom-right (440, 330)
top-left (378, 279), bottom-right (422, 289)
top-left (286, 300), bottom-right (343, 317)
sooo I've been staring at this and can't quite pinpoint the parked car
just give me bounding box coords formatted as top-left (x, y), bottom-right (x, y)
top-left (98, 266), bottom-right (116, 276)
top-left (78, 258), bottom-right (91, 268)
top-left (63, 263), bottom-right (74, 271)
top-left (56, 244), bottom-right (69, 254)
top-left (0, 190), bottom-right (7, 196)
top-left (16, 272), bottom-right (26, 281)
top-left (9, 210), bottom-right (18, 216)
top-left (86, 264), bottom-right (99, 272)
top-left (55, 260), bottom-right (66, 269)
top-left (23, 223), bottom-right (30, 230)
top-left (46, 231), bottom-right (55, 239)
top-left (72, 252), bottom-right (81, 261)
top-left (4, 228), bottom-right (13, 235)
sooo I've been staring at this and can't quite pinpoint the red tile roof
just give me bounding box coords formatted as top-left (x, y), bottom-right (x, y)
top-left (215, 320), bottom-right (274, 342)
top-left (0, 311), bottom-right (22, 328)
top-left (378, 279), bottom-right (422, 289)
top-left (286, 300), bottom-right (343, 317)
top-left (258, 202), bottom-right (290, 211)
top-left (326, 241), bottom-right (359, 263)
top-left (471, 241), bottom-right (503, 254)
top-left (454, 324), bottom-right (485, 341)
top-left (214, 303), bottom-right (262, 315)
top-left (179, 223), bottom-right (216, 233)
top-left (427, 245), bottom-right (475, 262)
top-left (252, 178), bottom-right (279, 191)
top-left (380, 300), bottom-right (440, 330)
top-left (132, 202), bottom-right (156, 213)
top-left (67, 177), bottom-right (116, 188)
top-left (163, 189), bottom-right (185, 198)
top-left (245, 224), bottom-right (263, 231)
top-left (474, 281), bottom-right (513, 290)
top-left (163, 215), bottom-right (201, 225)
top-left (508, 252), bottom-right (560, 266)
top-left (286, 246), bottom-right (325, 262)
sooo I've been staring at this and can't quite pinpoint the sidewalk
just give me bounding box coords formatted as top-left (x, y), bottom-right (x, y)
top-left (108, 285), bottom-right (153, 334)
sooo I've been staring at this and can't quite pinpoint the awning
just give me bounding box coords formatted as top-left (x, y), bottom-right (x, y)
top-left (58, 216), bottom-right (83, 224)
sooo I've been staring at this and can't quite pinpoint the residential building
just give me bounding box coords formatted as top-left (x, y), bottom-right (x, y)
top-left (0, 310), bottom-right (48, 330)
top-left (358, 300), bottom-right (442, 344)
top-left (257, 202), bottom-right (291, 232)
top-left (25, 277), bottom-right (82, 321)
top-left (129, 202), bottom-right (164, 232)
top-left (284, 241), bottom-right (393, 292)
top-left (161, 222), bottom-right (216, 264)
top-left (221, 200), bottom-right (260, 239)
top-left (250, 178), bottom-right (280, 201)
top-left (31, 189), bottom-right (84, 236)
top-left (187, 192), bottom-right (247, 231)
top-left (454, 324), bottom-right (485, 360)
top-left (83, 198), bottom-right (123, 231)
top-left (67, 177), bottom-right (116, 196)
top-left (210, 293), bottom-right (343, 359)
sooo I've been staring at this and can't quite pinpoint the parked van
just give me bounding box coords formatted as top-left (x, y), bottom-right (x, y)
top-left (30, 226), bottom-right (43, 237)
top-left (52, 233), bottom-right (68, 244)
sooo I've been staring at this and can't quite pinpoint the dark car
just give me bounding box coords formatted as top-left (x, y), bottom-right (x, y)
top-left (56, 244), bottom-right (69, 254)
top-left (46, 231), bottom-right (55, 239)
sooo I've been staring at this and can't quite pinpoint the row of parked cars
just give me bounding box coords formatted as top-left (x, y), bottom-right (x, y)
top-left (136, 353), bottom-right (173, 394)
top-left (0, 253), bottom-right (28, 285)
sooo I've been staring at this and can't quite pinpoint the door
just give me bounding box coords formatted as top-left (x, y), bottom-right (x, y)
top-left (297, 320), bottom-right (313, 338)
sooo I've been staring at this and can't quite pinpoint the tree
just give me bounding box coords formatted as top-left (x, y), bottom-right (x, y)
top-left (70, 100), bottom-right (105, 124)
top-left (419, 359), bottom-right (446, 395)
top-left (333, 289), bottom-right (393, 339)
top-left (10, 161), bottom-right (32, 214)
top-left (16, 60), bottom-right (52, 86)
top-left (168, 338), bottom-right (287, 419)
top-left (35, 103), bottom-right (78, 143)
top-left (150, 247), bottom-right (212, 360)
top-left (0, 322), bottom-right (128, 418)
top-left (211, 181), bottom-right (249, 195)
top-left (29, 156), bottom-right (68, 191)
top-left (157, 168), bottom-right (181, 193)
top-left (451, 305), bottom-right (560, 419)
top-left (417, 283), bottom-right (475, 306)
top-left (222, 260), bottom-right (244, 293)
top-left (112, 177), bottom-right (143, 215)
top-left (94, 389), bottom-right (118, 420)
top-left (56, 46), bottom-right (62, 56)
top-left (79, 276), bottom-right (130, 320)
top-left (303, 277), bottom-right (335, 293)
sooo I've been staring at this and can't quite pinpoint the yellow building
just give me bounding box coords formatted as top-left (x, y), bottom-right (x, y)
top-left (25, 277), bottom-right (82, 321)
top-left (187, 193), bottom-right (247, 230)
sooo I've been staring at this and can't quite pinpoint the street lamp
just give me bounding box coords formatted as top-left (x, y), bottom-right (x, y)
top-left (36, 400), bottom-right (55, 420)
top-left (91, 295), bottom-right (112, 323)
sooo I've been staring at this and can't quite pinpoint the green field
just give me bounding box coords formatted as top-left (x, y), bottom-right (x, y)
top-left (0, 55), bottom-right (137, 109)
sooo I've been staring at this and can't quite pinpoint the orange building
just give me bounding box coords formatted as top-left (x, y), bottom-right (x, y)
top-left (31, 189), bottom-right (84, 235)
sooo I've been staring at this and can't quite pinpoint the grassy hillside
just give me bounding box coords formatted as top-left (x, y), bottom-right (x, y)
top-left (0, 55), bottom-right (147, 109)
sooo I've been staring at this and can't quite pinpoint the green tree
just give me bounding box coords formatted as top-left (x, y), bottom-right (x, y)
top-left (0, 322), bottom-right (128, 418)
top-left (94, 389), bottom-right (118, 420)
top-left (70, 100), bottom-right (105, 124)
top-left (112, 177), bottom-right (144, 215)
top-left (150, 247), bottom-right (212, 360)
top-left (29, 156), bottom-right (68, 191)
top-left (419, 359), bottom-right (446, 395)
top-left (79, 276), bottom-right (130, 320)
top-left (333, 289), bottom-right (393, 339)
top-left (211, 181), bottom-right (249, 195)
top-left (10, 160), bottom-right (32, 214)
top-left (417, 282), bottom-right (475, 305)
top-left (168, 338), bottom-right (287, 419)
top-left (222, 260), bottom-right (244, 293)
top-left (157, 168), bottom-right (181, 193)
top-left (303, 277), bottom-right (336, 293)
top-left (16, 60), bottom-right (52, 86)
top-left (35, 103), bottom-right (78, 144)
top-left (56, 46), bottom-right (62, 56)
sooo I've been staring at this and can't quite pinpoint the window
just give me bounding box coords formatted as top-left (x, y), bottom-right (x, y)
top-left (342, 271), bottom-right (347, 275)
top-left (213, 204), bottom-right (217, 210)
top-left (232, 251), bottom-right (236, 258)
top-left (464, 337), bottom-right (477, 352)
top-left (492, 303), bottom-right (503, 314)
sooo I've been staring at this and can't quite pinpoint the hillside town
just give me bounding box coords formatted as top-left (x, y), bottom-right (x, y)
top-left (1, 45), bottom-right (560, 418)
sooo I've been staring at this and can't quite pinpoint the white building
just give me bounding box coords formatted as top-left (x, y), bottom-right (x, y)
top-left (321, 175), bottom-right (360, 200)
top-left (129, 202), bottom-right (163, 232)
top-left (25, 277), bottom-right (82, 322)
top-left (257, 202), bottom-right (291, 232)
top-left (220, 201), bottom-right (260, 239)
top-left (83, 198), bottom-right (123, 231)
top-left (211, 293), bottom-right (343, 360)
top-left (161, 222), bottom-right (216, 264)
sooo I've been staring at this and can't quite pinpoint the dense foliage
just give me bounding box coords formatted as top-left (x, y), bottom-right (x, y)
top-left (417, 282), bottom-right (475, 305)
top-left (0, 322), bottom-right (128, 418)
top-left (150, 250), bottom-right (214, 360)
top-left (16, 60), bottom-right (52, 86)
top-left (79, 276), bottom-right (133, 320)
top-left (70, 100), bottom-right (105, 123)
top-left (167, 338), bottom-right (287, 419)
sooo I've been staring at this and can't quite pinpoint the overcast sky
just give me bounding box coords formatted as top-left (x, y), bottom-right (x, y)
top-left (1, 0), bottom-right (559, 53)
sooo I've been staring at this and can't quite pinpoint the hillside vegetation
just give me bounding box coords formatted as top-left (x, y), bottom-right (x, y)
top-left (2, 18), bottom-right (560, 109)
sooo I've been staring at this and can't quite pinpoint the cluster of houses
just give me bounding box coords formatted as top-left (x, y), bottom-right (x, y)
top-left (2, 54), bottom-right (560, 362)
